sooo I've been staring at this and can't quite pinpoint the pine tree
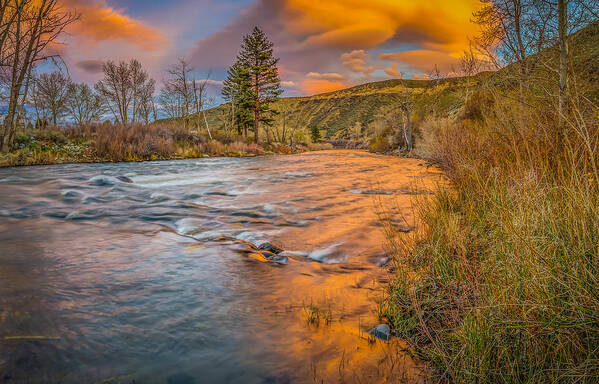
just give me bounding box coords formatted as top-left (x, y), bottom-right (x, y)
top-left (236, 27), bottom-right (283, 143)
top-left (310, 125), bottom-right (322, 143)
top-left (222, 62), bottom-right (255, 137)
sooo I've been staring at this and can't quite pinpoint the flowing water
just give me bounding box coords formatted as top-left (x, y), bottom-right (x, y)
top-left (0, 150), bottom-right (443, 384)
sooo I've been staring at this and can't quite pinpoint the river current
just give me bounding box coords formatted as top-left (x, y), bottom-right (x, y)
top-left (0, 150), bottom-right (442, 383)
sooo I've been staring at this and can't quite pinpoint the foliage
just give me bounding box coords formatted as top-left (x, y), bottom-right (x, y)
top-left (309, 125), bottom-right (321, 142)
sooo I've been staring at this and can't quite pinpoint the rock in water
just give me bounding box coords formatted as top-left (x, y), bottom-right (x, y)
top-left (267, 255), bottom-right (288, 265)
top-left (116, 175), bottom-right (134, 183)
top-left (369, 324), bottom-right (391, 341)
top-left (259, 250), bottom-right (288, 264)
top-left (258, 242), bottom-right (284, 254)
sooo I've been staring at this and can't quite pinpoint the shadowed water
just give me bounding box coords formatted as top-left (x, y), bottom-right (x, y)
top-left (0, 150), bottom-right (443, 383)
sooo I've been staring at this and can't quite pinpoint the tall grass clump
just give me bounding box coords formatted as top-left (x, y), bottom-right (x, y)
top-left (382, 88), bottom-right (599, 383)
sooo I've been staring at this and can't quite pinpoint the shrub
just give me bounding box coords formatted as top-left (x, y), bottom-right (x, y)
top-left (38, 129), bottom-right (68, 145)
top-left (307, 142), bottom-right (333, 151)
top-left (369, 135), bottom-right (390, 153)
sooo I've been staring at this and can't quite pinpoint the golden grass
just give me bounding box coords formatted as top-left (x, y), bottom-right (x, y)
top-left (382, 89), bottom-right (599, 383)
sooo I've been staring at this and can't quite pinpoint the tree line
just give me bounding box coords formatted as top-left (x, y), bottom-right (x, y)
top-left (1, 0), bottom-right (283, 152)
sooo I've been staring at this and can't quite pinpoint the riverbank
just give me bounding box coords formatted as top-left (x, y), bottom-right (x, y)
top-left (0, 124), bottom-right (333, 167)
top-left (381, 91), bottom-right (599, 382)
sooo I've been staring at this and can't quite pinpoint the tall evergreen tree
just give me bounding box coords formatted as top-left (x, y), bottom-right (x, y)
top-left (236, 26), bottom-right (283, 143)
top-left (222, 62), bottom-right (254, 137)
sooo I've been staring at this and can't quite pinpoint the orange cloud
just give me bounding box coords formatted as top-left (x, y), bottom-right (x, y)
top-left (284, 0), bottom-right (481, 52)
top-left (384, 63), bottom-right (400, 77)
top-left (301, 79), bottom-right (347, 95)
top-left (380, 50), bottom-right (460, 74)
top-left (341, 50), bottom-right (378, 75)
top-left (61, 0), bottom-right (167, 51)
top-left (306, 72), bottom-right (346, 81)
top-left (283, 0), bottom-right (482, 74)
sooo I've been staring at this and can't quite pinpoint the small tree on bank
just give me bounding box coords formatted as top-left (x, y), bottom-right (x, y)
top-left (236, 26), bottom-right (282, 143)
top-left (310, 125), bottom-right (321, 143)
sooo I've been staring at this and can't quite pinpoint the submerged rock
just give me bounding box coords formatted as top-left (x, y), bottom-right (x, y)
top-left (229, 240), bottom-right (288, 265)
top-left (258, 242), bottom-right (284, 254)
top-left (369, 324), bottom-right (391, 341)
top-left (266, 255), bottom-right (288, 265)
top-left (116, 175), bottom-right (134, 183)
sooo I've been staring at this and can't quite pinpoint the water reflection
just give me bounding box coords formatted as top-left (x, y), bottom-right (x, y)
top-left (0, 150), bottom-right (443, 383)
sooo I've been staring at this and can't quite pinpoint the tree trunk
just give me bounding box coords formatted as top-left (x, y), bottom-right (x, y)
top-left (253, 110), bottom-right (259, 143)
top-left (282, 112), bottom-right (287, 143)
top-left (1, 2), bottom-right (23, 152)
top-left (558, 0), bottom-right (568, 124)
top-left (203, 110), bottom-right (213, 140)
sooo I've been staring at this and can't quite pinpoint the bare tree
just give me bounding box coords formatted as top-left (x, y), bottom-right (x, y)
top-left (163, 58), bottom-right (192, 130)
top-left (192, 76), bottom-right (212, 139)
top-left (65, 82), bottom-right (105, 124)
top-left (31, 71), bottom-right (69, 126)
top-left (474, 0), bottom-right (555, 94)
top-left (95, 61), bottom-right (131, 124)
top-left (95, 59), bottom-right (154, 124)
top-left (0, 0), bottom-right (77, 151)
top-left (391, 74), bottom-right (414, 151)
top-left (136, 81), bottom-right (156, 124)
top-left (130, 59), bottom-right (153, 123)
top-left (459, 41), bottom-right (483, 78)
top-left (158, 87), bottom-right (183, 120)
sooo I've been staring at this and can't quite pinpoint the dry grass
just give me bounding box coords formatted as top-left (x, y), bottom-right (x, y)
top-left (382, 88), bottom-right (599, 383)
top-left (67, 123), bottom-right (205, 161)
top-left (0, 124), bottom-right (303, 166)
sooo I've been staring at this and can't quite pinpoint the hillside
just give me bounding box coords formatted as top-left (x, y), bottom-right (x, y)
top-left (159, 21), bottom-right (599, 142)
top-left (197, 75), bottom-right (487, 139)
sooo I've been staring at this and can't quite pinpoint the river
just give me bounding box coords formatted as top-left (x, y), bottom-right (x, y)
top-left (0, 150), bottom-right (442, 384)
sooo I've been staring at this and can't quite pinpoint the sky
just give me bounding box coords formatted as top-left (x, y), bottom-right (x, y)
top-left (56, 0), bottom-right (484, 99)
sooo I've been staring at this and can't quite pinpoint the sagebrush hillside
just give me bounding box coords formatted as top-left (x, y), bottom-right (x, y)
top-left (183, 75), bottom-right (488, 138)
top-left (161, 22), bottom-right (599, 139)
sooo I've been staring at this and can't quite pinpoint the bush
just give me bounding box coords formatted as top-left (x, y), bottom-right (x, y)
top-left (38, 129), bottom-right (68, 145)
top-left (293, 130), bottom-right (309, 145)
top-left (461, 88), bottom-right (494, 122)
top-left (369, 135), bottom-right (390, 153)
top-left (308, 142), bottom-right (333, 151)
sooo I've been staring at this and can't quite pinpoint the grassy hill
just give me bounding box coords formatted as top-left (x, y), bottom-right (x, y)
top-left (164, 21), bottom-right (598, 143)
top-left (193, 75), bottom-right (487, 139)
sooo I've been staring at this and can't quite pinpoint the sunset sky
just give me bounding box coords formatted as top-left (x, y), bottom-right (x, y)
top-left (57, 0), bottom-right (483, 97)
